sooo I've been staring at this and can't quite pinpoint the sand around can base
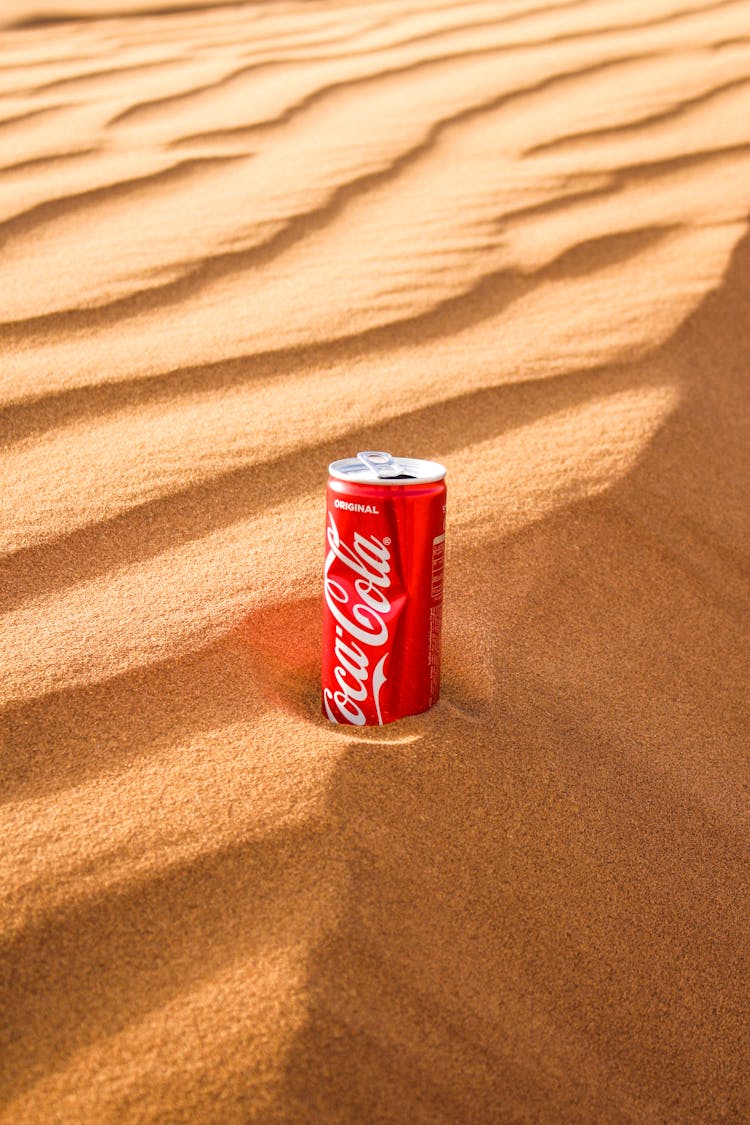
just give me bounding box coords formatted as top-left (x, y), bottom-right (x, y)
top-left (1, 0), bottom-right (749, 1121)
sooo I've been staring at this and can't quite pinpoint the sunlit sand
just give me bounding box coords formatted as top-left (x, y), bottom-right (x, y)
top-left (1, 0), bottom-right (749, 1120)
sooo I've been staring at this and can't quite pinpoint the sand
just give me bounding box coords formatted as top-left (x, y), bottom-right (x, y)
top-left (1, 0), bottom-right (749, 1120)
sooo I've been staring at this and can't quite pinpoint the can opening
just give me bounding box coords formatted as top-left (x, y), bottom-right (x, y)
top-left (356, 450), bottom-right (417, 480)
top-left (329, 454), bottom-right (446, 485)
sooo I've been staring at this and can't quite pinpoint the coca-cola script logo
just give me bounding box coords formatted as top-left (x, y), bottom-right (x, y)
top-left (323, 512), bottom-right (392, 725)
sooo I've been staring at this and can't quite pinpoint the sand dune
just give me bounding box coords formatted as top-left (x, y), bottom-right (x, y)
top-left (1, 0), bottom-right (749, 1121)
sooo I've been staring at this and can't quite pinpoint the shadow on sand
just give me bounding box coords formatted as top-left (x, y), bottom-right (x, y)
top-left (274, 224), bottom-right (750, 1121)
top-left (2, 222), bottom-right (747, 1123)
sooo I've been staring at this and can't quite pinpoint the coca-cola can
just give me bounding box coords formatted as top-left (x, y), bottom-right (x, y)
top-left (322, 450), bottom-right (447, 725)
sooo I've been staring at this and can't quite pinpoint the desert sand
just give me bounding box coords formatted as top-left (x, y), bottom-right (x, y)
top-left (1, 0), bottom-right (749, 1120)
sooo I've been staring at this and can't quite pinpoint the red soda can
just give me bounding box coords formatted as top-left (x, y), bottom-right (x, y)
top-left (322, 450), bottom-right (447, 725)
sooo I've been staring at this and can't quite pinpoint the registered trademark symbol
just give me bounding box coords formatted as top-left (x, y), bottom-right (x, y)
top-left (383, 537), bottom-right (391, 545)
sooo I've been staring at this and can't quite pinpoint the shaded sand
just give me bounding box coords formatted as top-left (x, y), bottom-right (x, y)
top-left (1, 0), bottom-right (749, 1120)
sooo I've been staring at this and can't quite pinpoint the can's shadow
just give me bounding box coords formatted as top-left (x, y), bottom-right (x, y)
top-left (236, 596), bottom-right (322, 724)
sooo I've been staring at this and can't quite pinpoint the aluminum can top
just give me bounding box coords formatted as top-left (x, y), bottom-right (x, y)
top-left (329, 450), bottom-right (446, 486)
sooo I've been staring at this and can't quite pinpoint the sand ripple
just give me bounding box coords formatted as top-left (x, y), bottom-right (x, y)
top-left (1, 0), bottom-right (749, 1120)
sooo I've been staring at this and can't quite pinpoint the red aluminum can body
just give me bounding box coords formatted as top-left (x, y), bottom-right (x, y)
top-left (322, 453), bottom-right (446, 726)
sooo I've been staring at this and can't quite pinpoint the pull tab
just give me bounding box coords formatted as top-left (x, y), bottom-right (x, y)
top-left (357, 450), bottom-right (408, 479)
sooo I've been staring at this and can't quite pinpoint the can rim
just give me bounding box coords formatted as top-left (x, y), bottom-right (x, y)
top-left (328, 455), bottom-right (446, 485)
